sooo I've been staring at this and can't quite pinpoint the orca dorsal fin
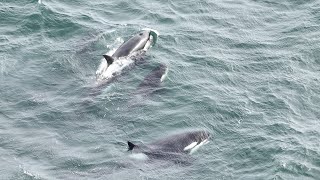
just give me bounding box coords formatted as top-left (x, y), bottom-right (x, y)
top-left (128, 141), bottom-right (135, 151)
top-left (103, 55), bottom-right (114, 66)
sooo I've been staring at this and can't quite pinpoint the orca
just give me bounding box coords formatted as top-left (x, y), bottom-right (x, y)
top-left (96, 29), bottom-right (159, 82)
top-left (135, 63), bottom-right (168, 96)
top-left (127, 130), bottom-right (210, 161)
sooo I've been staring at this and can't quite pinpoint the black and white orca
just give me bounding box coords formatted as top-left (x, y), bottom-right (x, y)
top-left (135, 63), bottom-right (168, 96)
top-left (127, 130), bottom-right (210, 161)
top-left (96, 29), bottom-right (159, 82)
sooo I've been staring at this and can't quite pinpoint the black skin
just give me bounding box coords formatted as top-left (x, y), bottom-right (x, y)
top-left (128, 130), bottom-right (210, 162)
top-left (112, 31), bottom-right (150, 58)
top-left (135, 63), bottom-right (167, 95)
top-left (90, 31), bottom-right (152, 97)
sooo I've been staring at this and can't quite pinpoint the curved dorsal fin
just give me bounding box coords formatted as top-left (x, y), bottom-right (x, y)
top-left (128, 141), bottom-right (135, 151)
top-left (103, 55), bottom-right (114, 66)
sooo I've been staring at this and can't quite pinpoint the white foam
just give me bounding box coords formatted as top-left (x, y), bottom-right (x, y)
top-left (184, 142), bottom-right (197, 151)
top-left (38, 0), bottom-right (42, 4)
top-left (142, 28), bottom-right (160, 36)
top-left (95, 39), bottom-right (122, 81)
top-left (142, 28), bottom-right (159, 46)
top-left (96, 57), bottom-right (134, 81)
top-left (95, 31), bottom-right (157, 82)
top-left (96, 59), bottom-right (108, 79)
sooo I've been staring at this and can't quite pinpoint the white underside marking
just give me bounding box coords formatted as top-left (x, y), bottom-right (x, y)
top-left (143, 37), bottom-right (152, 51)
top-left (130, 39), bottom-right (146, 54)
top-left (203, 139), bottom-right (210, 145)
top-left (129, 153), bottom-right (149, 161)
top-left (184, 142), bottom-right (198, 151)
top-left (131, 34), bottom-right (153, 54)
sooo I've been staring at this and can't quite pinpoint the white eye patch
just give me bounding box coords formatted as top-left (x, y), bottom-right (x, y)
top-left (189, 139), bottom-right (209, 155)
top-left (184, 142), bottom-right (198, 151)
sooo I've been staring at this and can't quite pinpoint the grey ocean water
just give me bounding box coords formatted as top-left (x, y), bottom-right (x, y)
top-left (1, 0), bottom-right (320, 179)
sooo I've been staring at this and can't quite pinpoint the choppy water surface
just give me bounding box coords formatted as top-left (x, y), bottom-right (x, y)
top-left (1, 0), bottom-right (320, 179)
